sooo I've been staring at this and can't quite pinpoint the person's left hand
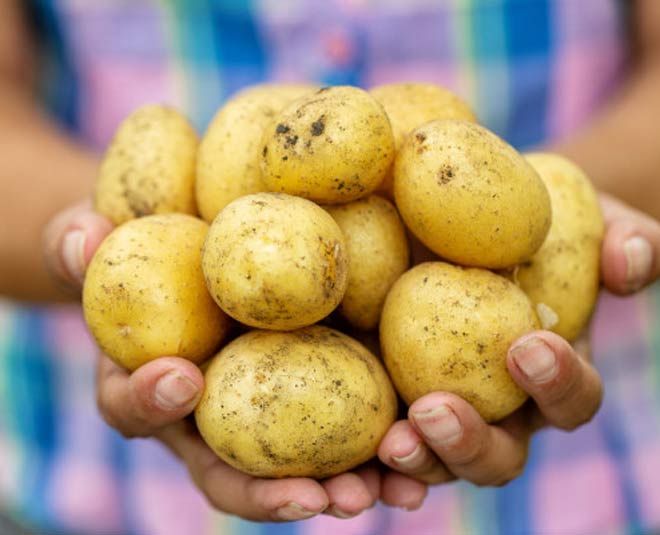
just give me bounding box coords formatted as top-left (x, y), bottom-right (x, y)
top-left (43, 201), bottom-right (429, 520)
top-left (377, 193), bottom-right (660, 487)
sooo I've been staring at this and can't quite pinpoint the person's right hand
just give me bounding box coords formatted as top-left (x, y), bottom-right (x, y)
top-left (43, 202), bottom-right (429, 521)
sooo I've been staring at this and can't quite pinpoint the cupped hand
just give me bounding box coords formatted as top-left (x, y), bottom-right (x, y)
top-left (378, 193), bottom-right (660, 487)
top-left (43, 202), bottom-right (428, 520)
top-left (95, 352), bottom-right (390, 521)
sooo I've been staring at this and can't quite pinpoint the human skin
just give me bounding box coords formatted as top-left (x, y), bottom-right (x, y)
top-left (1, 0), bottom-right (660, 521)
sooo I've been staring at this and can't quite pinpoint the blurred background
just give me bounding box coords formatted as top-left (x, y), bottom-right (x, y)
top-left (1, 1), bottom-right (659, 534)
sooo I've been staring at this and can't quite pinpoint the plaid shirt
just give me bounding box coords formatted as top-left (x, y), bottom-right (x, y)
top-left (3, 1), bottom-right (659, 534)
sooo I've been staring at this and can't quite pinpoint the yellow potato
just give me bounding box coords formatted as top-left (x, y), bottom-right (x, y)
top-left (394, 119), bottom-right (552, 269)
top-left (202, 192), bottom-right (349, 330)
top-left (195, 326), bottom-right (398, 479)
top-left (514, 153), bottom-right (604, 341)
top-left (95, 104), bottom-right (198, 225)
top-left (260, 86), bottom-right (395, 204)
top-left (326, 195), bottom-right (409, 330)
top-left (370, 82), bottom-right (477, 197)
top-left (380, 262), bottom-right (539, 422)
top-left (196, 83), bottom-right (317, 223)
top-left (83, 214), bottom-right (230, 371)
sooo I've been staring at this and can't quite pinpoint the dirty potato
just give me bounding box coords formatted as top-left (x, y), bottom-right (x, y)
top-left (196, 83), bottom-right (317, 222)
top-left (394, 119), bottom-right (552, 269)
top-left (326, 195), bottom-right (409, 330)
top-left (95, 104), bottom-right (198, 225)
top-left (83, 214), bottom-right (230, 371)
top-left (202, 192), bottom-right (349, 330)
top-left (514, 153), bottom-right (604, 341)
top-left (195, 326), bottom-right (398, 479)
top-left (380, 262), bottom-right (539, 423)
top-left (260, 86), bottom-right (395, 204)
top-left (370, 82), bottom-right (477, 197)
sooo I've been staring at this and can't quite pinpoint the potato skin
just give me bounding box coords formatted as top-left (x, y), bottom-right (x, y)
top-left (370, 82), bottom-right (477, 197)
top-left (260, 86), bottom-right (395, 204)
top-left (95, 105), bottom-right (198, 225)
top-left (194, 326), bottom-right (398, 479)
top-left (515, 153), bottom-right (604, 341)
top-left (394, 120), bottom-right (552, 269)
top-left (202, 192), bottom-right (349, 330)
top-left (380, 262), bottom-right (539, 422)
top-left (83, 214), bottom-right (230, 371)
top-left (196, 84), bottom-right (317, 223)
top-left (326, 195), bottom-right (409, 330)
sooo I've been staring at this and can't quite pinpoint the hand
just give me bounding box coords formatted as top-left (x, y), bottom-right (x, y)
top-left (43, 202), bottom-right (428, 520)
top-left (377, 193), bottom-right (660, 487)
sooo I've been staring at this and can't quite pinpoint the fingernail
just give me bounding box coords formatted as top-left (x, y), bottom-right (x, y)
top-left (391, 443), bottom-right (424, 469)
top-left (275, 502), bottom-right (319, 521)
top-left (624, 236), bottom-right (652, 291)
top-left (326, 505), bottom-right (358, 519)
top-left (61, 229), bottom-right (87, 283)
top-left (511, 337), bottom-right (558, 383)
top-left (154, 371), bottom-right (200, 410)
top-left (412, 404), bottom-right (461, 446)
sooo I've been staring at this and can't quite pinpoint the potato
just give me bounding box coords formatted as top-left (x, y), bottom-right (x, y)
top-left (394, 119), bottom-right (552, 269)
top-left (95, 104), bottom-right (198, 225)
top-left (195, 326), bottom-right (397, 479)
top-left (326, 195), bottom-right (409, 330)
top-left (370, 82), bottom-right (477, 197)
top-left (380, 262), bottom-right (539, 422)
top-left (83, 214), bottom-right (230, 371)
top-left (202, 192), bottom-right (349, 330)
top-left (514, 153), bottom-right (604, 341)
top-left (196, 84), bottom-right (317, 223)
top-left (260, 86), bottom-right (395, 204)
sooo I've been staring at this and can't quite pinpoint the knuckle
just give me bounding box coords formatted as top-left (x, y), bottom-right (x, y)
top-left (555, 405), bottom-right (598, 431)
top-left (195, 470), bottom-right (226, 513)
top-left (446, 436), bottom-right (488, 467)
top-left (96, 388), bottom-right (142, 439)
top-left (475, 465), bottom-right (523, 488)
top-left (543, 372), bottom-right (579, 409)
top-left (96, 389), bottom-right (117, 427)
top-left (417, 465), bottom-right (454, 486)
top-left (551, 378), bottom-right (603, 432)
top-left (202, 487), bottom-right (224, 512)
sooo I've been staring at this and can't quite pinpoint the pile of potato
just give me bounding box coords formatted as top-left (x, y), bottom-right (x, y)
top-left (83, 83), bottom-right (604, 479)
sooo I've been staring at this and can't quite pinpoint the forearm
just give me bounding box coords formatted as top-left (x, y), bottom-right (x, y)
top-left (552, 33), bottom-right (660, 220)
top-left (0, 82), bottom-right (98, 302)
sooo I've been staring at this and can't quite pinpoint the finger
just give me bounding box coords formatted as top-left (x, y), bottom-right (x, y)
top-left (354, 464), bottom-right (381, 504)
top-left (157, 423), bottom-right (329, 522)
top-left (378, 420), bottom-right (454, 485)
top-left (96, 354), bottom-right (204, 438)
top-left (322, 470), bottom-right (377, 518)
top-left (43, 200), bottom-right (114, 289)
top-left (409, 393), bottom-right (529, 487)
top-left (508, 331), bottom-right (603, 430)
top-left (599, 194), bottom-right (660, 294)
top-left (380, 471), bottom-right (428, 511)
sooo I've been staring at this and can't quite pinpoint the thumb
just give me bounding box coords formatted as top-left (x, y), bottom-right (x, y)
top-left (43, 200), bottom-right (114, 290)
